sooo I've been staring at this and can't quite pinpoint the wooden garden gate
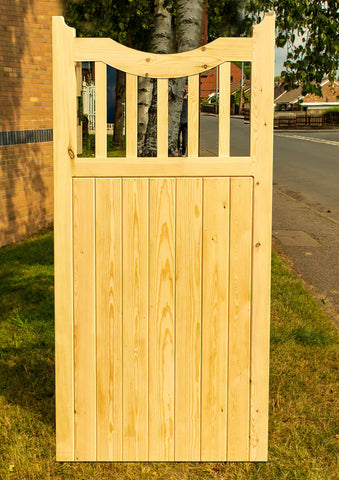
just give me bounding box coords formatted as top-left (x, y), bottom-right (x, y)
top-left (53, 14), bottom-right (275, 462)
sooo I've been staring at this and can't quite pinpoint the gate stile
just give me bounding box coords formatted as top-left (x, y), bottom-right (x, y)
top-left (53, 14), bottom-right (275, 462)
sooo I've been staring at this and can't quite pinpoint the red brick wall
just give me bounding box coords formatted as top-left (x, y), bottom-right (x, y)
top-left (200, 63), bottom-right (245, 98)
top-left (0, 0), bottom-right (63, 247)
top-left (200, 68), bottom-right (217, 98)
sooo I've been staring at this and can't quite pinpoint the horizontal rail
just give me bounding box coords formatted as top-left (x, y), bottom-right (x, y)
top-left (74, 37), bottom-right (253, 78)
top-left (72, 157), bottom-right (255, 177)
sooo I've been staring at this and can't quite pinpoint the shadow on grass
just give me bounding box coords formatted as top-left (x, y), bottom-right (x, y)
top-left (0, 231), bottom-right (55, 427)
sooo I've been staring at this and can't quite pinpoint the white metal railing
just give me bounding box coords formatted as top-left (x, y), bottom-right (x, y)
top-left (82, 81), bottom-right (95, 131)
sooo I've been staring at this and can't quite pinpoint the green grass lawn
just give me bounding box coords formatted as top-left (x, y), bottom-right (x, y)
top-left (79, 134), bottom-right (126, 157)
top-left (0, 231), bottom-right (338, 479)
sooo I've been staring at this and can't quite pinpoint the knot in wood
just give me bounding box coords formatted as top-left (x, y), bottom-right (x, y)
top-left (255, 242), bottom-right (261, 248)
top-left (68, 148), bottom-right (75, 160)
top-left (146, 57), bottom-right (151, 63)
top-left (201, 46), bottom-right (206, 52)
top-left (203, 64), bottom-right (208, 69)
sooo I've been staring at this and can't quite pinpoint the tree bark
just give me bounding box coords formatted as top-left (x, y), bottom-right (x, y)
top-left (153, 0), bottom-right (173, 54)
top-left (139, 0), bottom-right (172, 156)
top-left (141, 0), bottom-right (204, 157)
top-left (168, 0), bottom-right (203, 156)
top-left (138, 76), bottom-right (154, 155)
top-left (112, 68), bottom-right (125, 147)
top-left (142, 79), bottom-right (158, 156)
top-left (177, 0), bottom-right (204, 53)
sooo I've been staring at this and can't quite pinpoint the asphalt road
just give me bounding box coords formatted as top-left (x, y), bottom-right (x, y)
top-left (200, 115), bottom-right (339, 222)
top-left (200, 114), bottom-right (339, 320)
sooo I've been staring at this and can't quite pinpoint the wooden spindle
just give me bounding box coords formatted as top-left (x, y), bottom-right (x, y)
top-left (157, 78), bottom-right (169, 157)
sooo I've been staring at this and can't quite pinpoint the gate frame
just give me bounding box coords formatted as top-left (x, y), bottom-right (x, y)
top-left (53, 13), bottom-right (275, 462)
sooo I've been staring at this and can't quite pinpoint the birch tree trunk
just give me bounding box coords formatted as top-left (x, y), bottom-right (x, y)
top-left (142, 0), bottom-right (203, 157)
top-left (139, 0), bottom-right (172, 156)
top-left (168, 0), bottom-right (203, 155)
top-left (138, 76), bottom-right (153, 155)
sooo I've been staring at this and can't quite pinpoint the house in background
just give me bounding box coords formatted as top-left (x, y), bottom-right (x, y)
top-left (302, 79), bottom-right (339, 113)
top-left (200, 63), bottom-right (247, 98)
top-left (275, 78), bottom-right (339, 113)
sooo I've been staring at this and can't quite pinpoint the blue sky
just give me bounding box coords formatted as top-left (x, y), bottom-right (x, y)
top-left (275, 45), bottom-right (288, 76)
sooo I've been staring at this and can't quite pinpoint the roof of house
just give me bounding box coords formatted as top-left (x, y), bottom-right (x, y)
top-left (275, 79), bottom-right (339, 106)
top-left (230, 80), bottom-right (251, 95)
top-left (274, 85), bottom-right (285, 101)
top-left (275, 85), bottom-right (303, 104)
top-left (302, 79), bottom-right (339, 104)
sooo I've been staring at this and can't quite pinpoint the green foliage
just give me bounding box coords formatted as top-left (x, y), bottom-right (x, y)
top-left (231, 88), bottom-right (251, 106)
top-left (207, 0), bottom-right (248, 39)
top-left (63, 0), bottom-right (155, 49)
top-left (324, 107), bottom-right (339, 124)
top-left (64, 0), bottom-right (338, 97)
top-left (245, 0), bottom-right (339, 95)
top-left (234, 61), bottom-right (251, 80)
top-left (325, 106), bottom-right (339, 114)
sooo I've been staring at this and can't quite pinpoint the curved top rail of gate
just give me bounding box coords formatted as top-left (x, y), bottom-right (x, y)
top-left (53, 13), bottom-right (275, 167)
top-left (70, 14), bottom-right (273, 78)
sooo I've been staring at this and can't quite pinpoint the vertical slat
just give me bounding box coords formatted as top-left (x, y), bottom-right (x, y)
top-left (219, 63), bottom-right (231, 157)
top-left (187, 75), bottom-right (200, 157)
top-left (149, 178), bottom-right (175, 460)
top-left (52, 17), bottom-right (76, 462)
top-left (175, 178), bottom-right (202, 461)
top-left (95, 62), bottom-right (107, 157)
top-left (96, 179), bottom-right (122, 461)
top-left (76, 62), bottom-right (82, 96)
top-left (201, 178), bottom-right (229, 461)
top-left (73, 178), bottom-right (96, 461)
top-left (227, 177), bottom-right (253, 461)
top-left (122, 178), bottom-right (148, 460)
top-left (126, 74), bottom-right (138, 157)
top-left (157, 79), bottom-right (168, 157)
top-left (250, 13), bottom-right (275, 461)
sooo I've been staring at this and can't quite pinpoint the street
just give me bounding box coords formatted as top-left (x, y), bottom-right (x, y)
top-left (200, 115), bottom-right (339, 321)
top-left (200, 115), bottom-right (339, 222)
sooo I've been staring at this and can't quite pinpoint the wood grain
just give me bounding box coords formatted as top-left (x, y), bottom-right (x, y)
top-left (188, 75), bottom-right (200, 157)
top-left (201, 178), bottom-right (230, 460)
top-left (73, 156), bottom-right (255, 178)
top-left (122, 178), bottom-right (148, 460)
top-left (55, 13), bottom-right (274, 463)
top-left (74, 36), bottom-right (254, 78)
top-left (219, 63), bottom-right (231, 157)
top-left (227, 177), bottom-right (253, 461)
top-left (157, 79), bottom-right (168, 158)
top-left (250, 12), bottom-right (275, 461)
top-left (53, 16), bottom-right (76, 461)
top-left (96, 179), bottom-right (122, 460)
top-left (148, 179), bottom-right (175, 460)
top-left (73, 178), bottom-right (96, 461)
top-left (175, 178), bottom-right (202, 461)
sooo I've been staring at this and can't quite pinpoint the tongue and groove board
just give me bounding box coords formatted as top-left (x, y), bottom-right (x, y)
top-left (70, 177), bottom-right (254, 461)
